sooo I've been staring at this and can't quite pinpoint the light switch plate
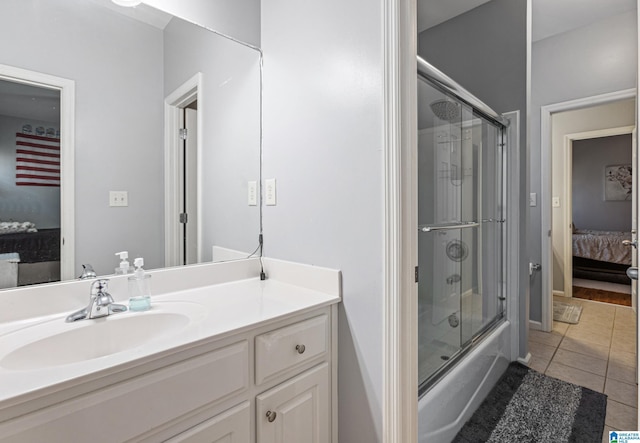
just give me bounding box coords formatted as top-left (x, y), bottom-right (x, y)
top-left (248, 181), bottom-right (257, 206)
top-left (529, 192), bottom-right (537, 207)
top-left (265, 178), bottom-right (276, 206)
top-left (109, 191), bottom-right (128, 207)
top-left (552, 196), bottom-right (560, 208)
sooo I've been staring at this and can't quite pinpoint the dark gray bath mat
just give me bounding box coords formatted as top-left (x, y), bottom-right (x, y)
top-left (553, 300), bottom-right (583, 324)
top-left (453, 362), bottom-right (607, 443)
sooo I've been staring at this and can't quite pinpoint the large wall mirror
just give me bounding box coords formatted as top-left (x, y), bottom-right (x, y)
top-left (0, 0), bottom-right (262, 290)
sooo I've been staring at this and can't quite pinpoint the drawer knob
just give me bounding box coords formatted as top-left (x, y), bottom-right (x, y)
top-left (266, 410), bottom-right (277, 422)
top-left (295, 344), bottom-right (306, 354)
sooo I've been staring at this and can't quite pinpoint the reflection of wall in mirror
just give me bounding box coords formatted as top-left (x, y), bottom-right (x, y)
top-left (0, 0), bottom-right (262, 277)
top-left (164, 18), bottom-right (261, 262)
top-left (0, 0), bottom-right (165, 275)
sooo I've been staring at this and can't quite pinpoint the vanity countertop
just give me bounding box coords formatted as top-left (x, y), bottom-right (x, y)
top-left (0, 258), bottom-right (341, 413)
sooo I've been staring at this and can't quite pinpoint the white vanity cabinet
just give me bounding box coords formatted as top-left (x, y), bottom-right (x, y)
top-left (254, 315), bottom-right (330, 443)
top-left (0, 306), bottom-right (337, 443)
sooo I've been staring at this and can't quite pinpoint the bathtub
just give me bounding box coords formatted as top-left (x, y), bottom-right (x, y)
top-left (418, 320), bottom-right (512, 442)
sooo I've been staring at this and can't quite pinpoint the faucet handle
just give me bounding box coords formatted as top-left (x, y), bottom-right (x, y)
top-left (88, 279), bottom-right (116, 319)
top-left (79, 264), bottom-right (97, 280)
top-left (90, 279), bottom-right (110, 296)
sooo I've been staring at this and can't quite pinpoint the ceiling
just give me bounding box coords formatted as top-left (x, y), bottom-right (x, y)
top-left (418, 0), bottom-right (637, 42)
top-left (89, 0), bottom-right (172, 29)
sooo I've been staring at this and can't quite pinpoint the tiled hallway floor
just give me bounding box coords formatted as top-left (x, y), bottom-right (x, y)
top-left (528, 297), bottom-right (637, 441)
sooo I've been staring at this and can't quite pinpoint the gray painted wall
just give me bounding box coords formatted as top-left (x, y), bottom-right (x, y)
top-left (261, 0), bottom-right (384, 441)
top-left (144, 0), bottom-right (261, 47)
top-left (0, 115), bottom-right (60, 227)
top-left (572, 135), bottom-right (632, 232)
top-left (163, 18), bottom-right (261, 260)
top-left (530, 10), bottom-right (637, 321)
top-left (0, 0), bottom-right (165, 275)
top-left (418, 0), bottom-right (529, 355)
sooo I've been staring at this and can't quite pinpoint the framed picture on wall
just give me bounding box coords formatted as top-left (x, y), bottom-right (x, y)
top-left (604, 164), bottom-right (632, 201)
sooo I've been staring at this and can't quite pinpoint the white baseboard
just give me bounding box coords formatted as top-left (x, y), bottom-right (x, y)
top-left (517, 352), bottom-right (532, 365)
top-left (553, 290), bottom-right (566, 297)
top-left (529, 320), bottom-right (542, 331)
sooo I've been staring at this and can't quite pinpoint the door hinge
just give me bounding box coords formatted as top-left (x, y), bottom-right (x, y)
top-left (179, 213), bottom-right (188, 224)
top-left (415, 266), bottom-right (419, 283)
top-left (179, 128), bottom-right (188, 140)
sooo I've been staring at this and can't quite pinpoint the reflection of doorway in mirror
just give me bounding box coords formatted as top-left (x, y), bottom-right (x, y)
top-left (0, 67), bottom-right (75, 289)
top-left (165, 73), bottom-right (201, 268)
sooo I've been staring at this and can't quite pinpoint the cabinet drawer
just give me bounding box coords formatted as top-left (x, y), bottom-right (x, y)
top-left (255, 315), bottom-right (328, 384)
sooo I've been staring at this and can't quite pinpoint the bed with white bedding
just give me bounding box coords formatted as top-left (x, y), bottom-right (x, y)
top-left (572, 229), bottom-right (632, 284)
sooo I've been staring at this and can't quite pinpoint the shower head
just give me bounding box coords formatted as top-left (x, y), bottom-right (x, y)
top-left (430, 99), bottom-right (460, 122)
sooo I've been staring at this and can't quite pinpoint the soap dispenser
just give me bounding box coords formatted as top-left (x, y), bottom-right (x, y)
top-left (128, 257), bottom-right (151, 311)
top-left (115, 251), bottom-right (133, 275)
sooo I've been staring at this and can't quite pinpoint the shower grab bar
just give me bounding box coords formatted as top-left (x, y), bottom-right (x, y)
top-left (419, 222), bottom-right (479, 232)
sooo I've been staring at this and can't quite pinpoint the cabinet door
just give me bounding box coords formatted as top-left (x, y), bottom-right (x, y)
top-left (166, 401), bottom-right (250, 443)
top-left (256, 363), bottom-right (329, 443)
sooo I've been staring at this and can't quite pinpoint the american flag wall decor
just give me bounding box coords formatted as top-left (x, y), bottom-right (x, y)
top-left (15, 133), bottom-right (60, 187)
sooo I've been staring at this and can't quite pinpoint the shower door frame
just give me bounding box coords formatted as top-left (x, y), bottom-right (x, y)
top-left (410, 55), bottom-right (529, 424)
top-left (417, 83), bottom-right (513, 392)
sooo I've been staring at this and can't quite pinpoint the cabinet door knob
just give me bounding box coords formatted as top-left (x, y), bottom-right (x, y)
top-left (295, 344), bottom-right (306, 354)
top-left (266, 410), bottom-right (277, 422)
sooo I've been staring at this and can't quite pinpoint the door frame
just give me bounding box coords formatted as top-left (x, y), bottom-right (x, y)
top-left (0, 64), bottom-right (75, 281)
top-left (561, 126), bottom-right (636, 301)
top-left (164, 73), bottom-right (202, 267)
top-left (540, 88), bottom-right (636, 331)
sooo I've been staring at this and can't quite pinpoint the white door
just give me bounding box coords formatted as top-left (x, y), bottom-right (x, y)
top-left (256, 363), bottom-right (329, 443)
top-left (630, 129), bottom-right (638, 311)
top-left (177, 106), bottom-right (198, 266)
top-left (184, 107), bottom-right (198, 265)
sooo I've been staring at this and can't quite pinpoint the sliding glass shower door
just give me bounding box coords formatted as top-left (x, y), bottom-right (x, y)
top-left (417, 71), bottom-right (506, 393)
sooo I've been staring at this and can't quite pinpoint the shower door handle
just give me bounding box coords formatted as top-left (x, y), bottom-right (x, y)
top-left (419, 222), bottom-right (479, 233)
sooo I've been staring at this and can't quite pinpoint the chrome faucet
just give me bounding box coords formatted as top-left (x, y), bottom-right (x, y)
top-left (78, 264), bottom-right (97, 280)
top-left (66, 279), bottom-right (127, 322)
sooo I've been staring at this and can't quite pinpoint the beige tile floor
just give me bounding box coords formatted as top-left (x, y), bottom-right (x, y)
top-left (528, 297), bottom-right (638, 442)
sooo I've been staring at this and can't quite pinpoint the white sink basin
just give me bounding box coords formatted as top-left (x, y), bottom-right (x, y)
top-left (0, 302), bottom-right (207, 370)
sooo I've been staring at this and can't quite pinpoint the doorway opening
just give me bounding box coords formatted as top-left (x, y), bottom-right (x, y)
top-left (164, 73), bottom-right (202, 267)
top-left (563, 129), bottom-right (635, 309)
top-left (540, 90), bottom-right (637, 331)
top-left (0, 64), bottom-right (74, 287)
